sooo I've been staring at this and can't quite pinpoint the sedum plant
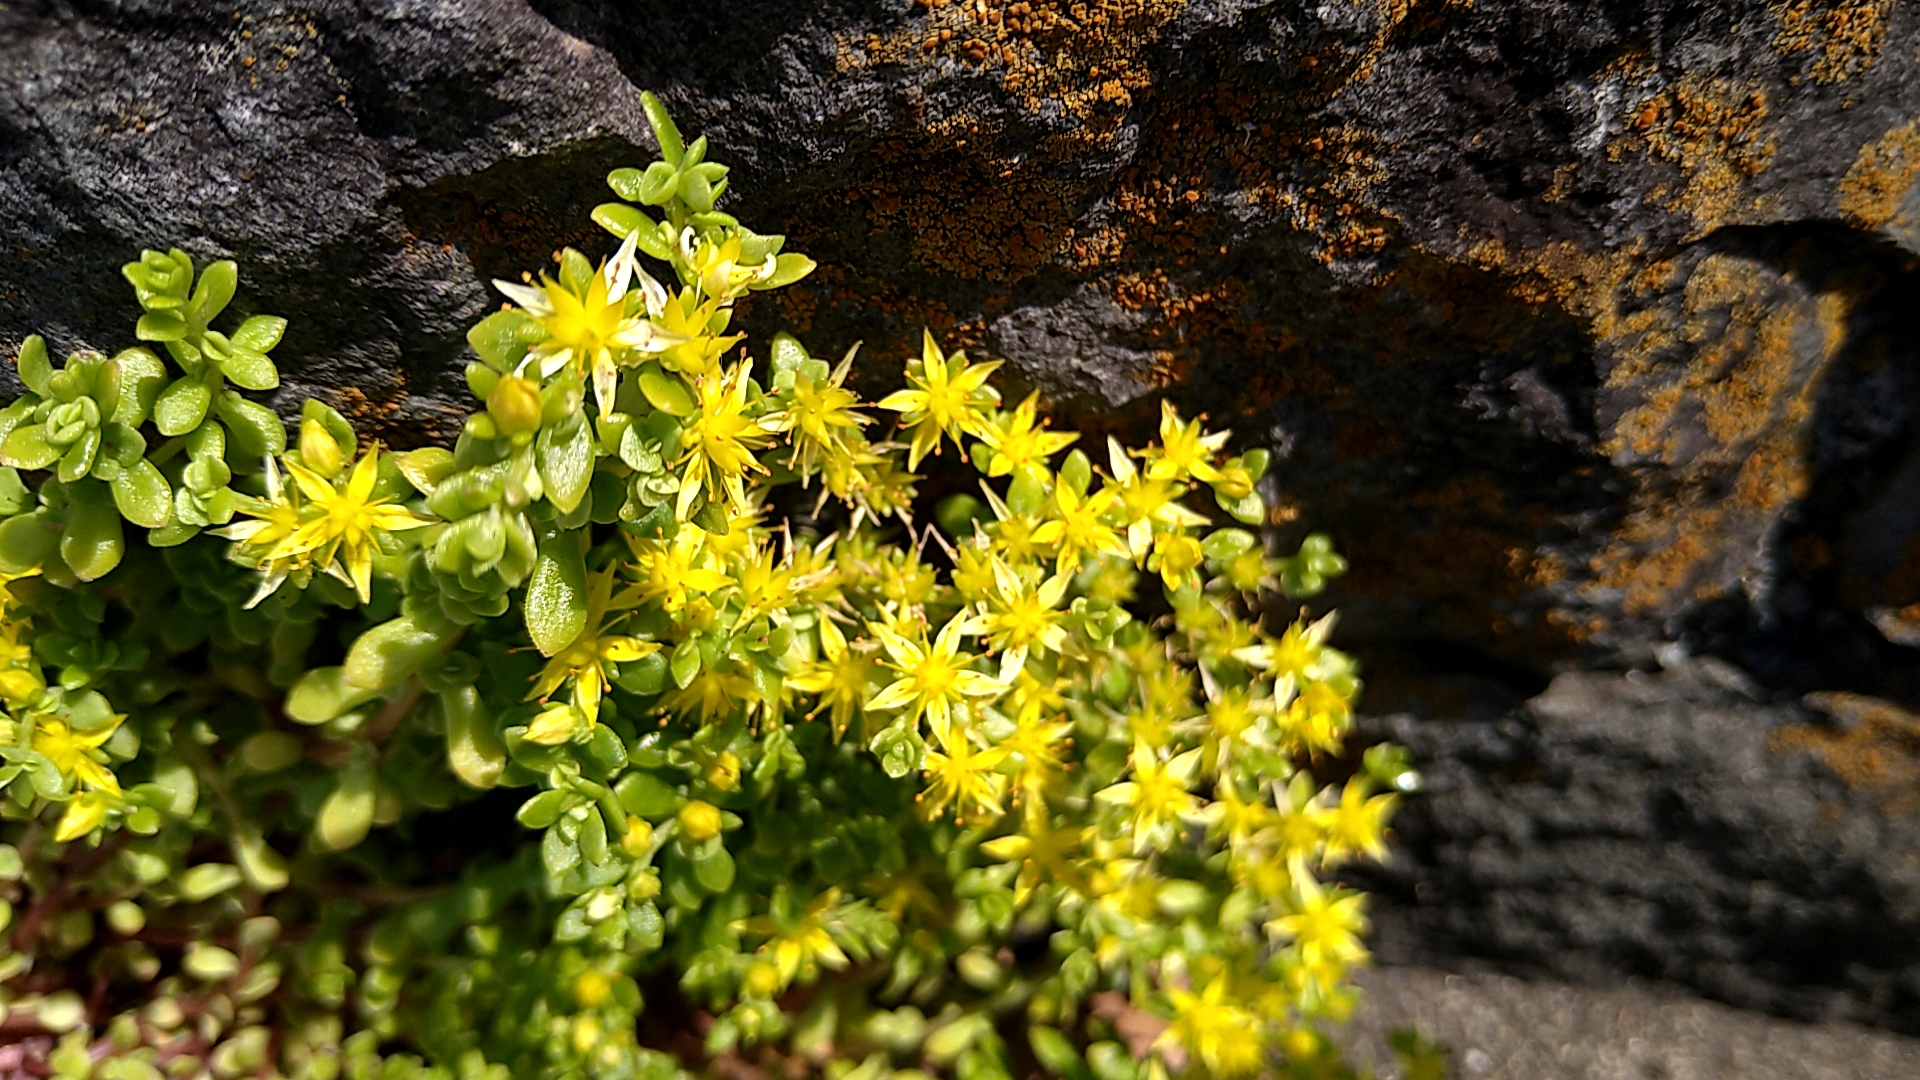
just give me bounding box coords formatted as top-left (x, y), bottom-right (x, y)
top-left (0, 95), bottom-right (1424, 1080)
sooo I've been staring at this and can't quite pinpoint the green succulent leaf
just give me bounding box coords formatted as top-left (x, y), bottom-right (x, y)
top-left (286, 666), bottom-right (384, 724)
top-left (215, 391), bottom-right (287, 458)
top-left (640, 91), bottom-right (685, 166)
top-left (135, 311), bottom-right (189, 343)
top-left (153, 378), bottom-right (212, 437)
top-left (537, 414), bottom-right (595, 515)
top-left (317, 766), bottom-right (377, 852)
top-left (220, 347), bottom-right (278, 392)
top-left (0, 511), bottom-right (58, 574)
top-left (345, 613), bottom-right (455, 691)
top-left (229, 314), bottom-right (287, 354)
top-left (0, 425), bottom-right (58, 471)
top-left (525, 531), bottom-right (588, 658)
top-left (110, 459), bottom-right (173, 529)
top-left (15, 335), bottom-right (51, 397)
top-left (189, 260), bottom-right (239, 324)
top-left (60, 481), bottom-right (124, 581)
top-left (442, 686), bottom-right (506, 790)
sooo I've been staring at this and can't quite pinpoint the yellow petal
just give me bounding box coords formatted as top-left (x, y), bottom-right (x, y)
top-left (599, 638), bottom-right (660, 662)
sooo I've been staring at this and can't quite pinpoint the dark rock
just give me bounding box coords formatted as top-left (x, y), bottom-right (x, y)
top-left (1352, 659), bottom-right (1920, 1033)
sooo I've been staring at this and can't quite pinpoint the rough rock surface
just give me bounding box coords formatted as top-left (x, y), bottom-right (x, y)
top-left (6, 0), bottom-right (1920, 1031)
top-left (1351, 659), bottom-right (1920, 1033)
top-left (1346, 966), bottom-right (1920, 1080)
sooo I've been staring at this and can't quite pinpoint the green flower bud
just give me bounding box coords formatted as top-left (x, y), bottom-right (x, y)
top-left (487, 374), bottom-right (543, 438)
top-left (299, 416), bottom-right (347, 478)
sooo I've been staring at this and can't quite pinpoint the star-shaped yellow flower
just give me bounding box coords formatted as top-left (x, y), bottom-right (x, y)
top-left (866, 611), bottom-right (1003, 750)
top-left (243, 446), bottom-right (434, 604)
top-left (875, 330), bottom-right (1001, 471)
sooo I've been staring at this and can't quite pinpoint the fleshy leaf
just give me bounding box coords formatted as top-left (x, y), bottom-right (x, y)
top-left (524, 531), bottom-right (588, 658)
top-left (110, 459), bottom-right (173, 529)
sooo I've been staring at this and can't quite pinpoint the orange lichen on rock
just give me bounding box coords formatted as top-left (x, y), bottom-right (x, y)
top-left (1771, 0), bottom-right (1894, 83)
top-left (1774, 691), bottom-right (1920, 813)
top-left (1610, 73), bottom-right (1777, 233)
top-left (1584, 252), bottom-right (1855, 614)
top-left (837, 0), bottom-right (1185, 147)
top-left (834, 111), bottom-right (1083, 284)
top-left (1838, 117), bottom-right (1920, 230)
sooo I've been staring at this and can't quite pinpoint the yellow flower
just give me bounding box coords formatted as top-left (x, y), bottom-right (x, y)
top-left (974, 557), bottom-right (1072, 681)
top-left (1199, 683), bottom-right (1270, 773)
top-left (787, 615), bottom-right (876, 742)
top-left (526, 568), bottom-right (659, 737)
top-left (1277, 677), bottom-right (1355, 756)
top-left (980, 486), bottom-right (1055, 567)
top-left (1207, 780), bottom-right (1278, 847)
top-left (726, 535), bottom-right (799, 628)
top-left (981, 812), bottom-right (1090, 904)
top-left (216, 456), bottom-right (314, 607)
top-left (949, 540), bottom-right (998, 604)
top-left (0, 568), bottom-right (43, 706)
top-left (1031, 483), bottom-right (1126, 575)
top-left (736, 889), bottom-right (855, 996)
top-left (54, 789), bottom-right (117, 843)
top-left (492, 233), bottom-right (683, 413)
top-left (1315, 777), bottom-right (1396, 866)
top-left (1266, 872), bottom-right (1370, 970)
top-left (1159, 976), bottom-right (1266, 1078)
top-left (682, 232), bottom-right (777, 302)
top-left (1095, 743), bottom-right (1203, 851)
top-left (1149, 531), bottom-right (1206, 592)
top-left (623, 529), bottom-right (732, 613)
top-left (997, 706), bottom-right (1073, 802)
top-left (918, 732), bottom-right (1010, 823)
top-left (675, 359), bottom-right (783, 520)
top-left (1142, 401), bottom-right (1230, 485)
top-left (782, 350), bottom-right (869, 483)
top-left (1103, 437), bottom-right (1208, 561)
top-left (1233, 614), bottom-right (1339, 683)
top-left (659, 667), bottom-right (761, 726)
top-left (975, 392), bottom-right (1076, 479)
top-left (866, 612), bottom-right (1004, 750)
top-left (33, 713), bottom-right (124, 795)
top-left (652, 287), bottom-right (741, 378)
top-left (875, 331), bottom-right (1002, 471)
top-left (249, 447), bottom-right (434, 604)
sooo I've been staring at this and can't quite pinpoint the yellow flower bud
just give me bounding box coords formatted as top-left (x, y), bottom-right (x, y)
top-left (298, 417), bottom-right (346, 478)
top-left (0, 668), bottom-right (43, 707)
top-left (621, 818), bottom-right (654, 857)
top-left (487, 374), bottom-right (544, 438)
top-left (678, 799), bottom-right (722, 842)
top-left (706, 751), bottom-right (741, 792)
top-left (743, 960), bottom-right (780, 999)
top-left (570, 1014), bottom-right (602, 1056)
top-left (573, 970), bottom-right (613, 1009)
top-left (628, 871), bottom-right (661, 902)
top-left (524, 703), bottom-right (581, 746)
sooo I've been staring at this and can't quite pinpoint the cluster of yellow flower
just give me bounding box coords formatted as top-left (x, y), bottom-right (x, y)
top-left (0, 569), bottom-right (129, 842)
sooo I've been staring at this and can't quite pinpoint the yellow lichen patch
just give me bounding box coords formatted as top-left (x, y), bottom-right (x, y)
top-left (1773, 691), bottom-right (1920, 814)
top-left (1583, 252), bottom-right (1856, 614)
top-left (1771, 0), bottom-right (1894, 83)
top-left (1609, 74), bottom-right (1777, 234)
top-left (1838, 117), bottom-right (1920, 230)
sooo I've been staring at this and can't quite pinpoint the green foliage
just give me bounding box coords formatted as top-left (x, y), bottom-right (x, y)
top-left (0, 96), bottom-right (1426, 1080)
